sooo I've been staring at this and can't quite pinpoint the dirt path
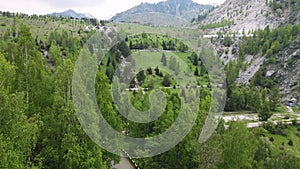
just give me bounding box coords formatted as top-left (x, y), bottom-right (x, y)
top-left (287, 106), bottom-right (294, 113)
top-left (223, 109), bottom-right (300, 129)
top-left (111, 157), bottom-right (134, 169)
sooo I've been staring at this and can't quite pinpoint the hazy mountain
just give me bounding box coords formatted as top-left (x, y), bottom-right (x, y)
top-left (111, 0), bottom-right (213, 25)
top-left (47, 9), bottom-right (95, 19)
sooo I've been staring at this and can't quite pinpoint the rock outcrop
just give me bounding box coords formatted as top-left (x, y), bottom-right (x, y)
top-left (266, 36), bottom-right (300, 100)
top-left (200, 0), bottom-right (281, 33)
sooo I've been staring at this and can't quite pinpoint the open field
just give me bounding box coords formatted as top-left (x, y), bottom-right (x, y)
top-left (267, 125), bottom-right (300, 158)
top-left (0, 15), bottom-right (89, 42)
top-left (132, 50), bottom-right (209, 87)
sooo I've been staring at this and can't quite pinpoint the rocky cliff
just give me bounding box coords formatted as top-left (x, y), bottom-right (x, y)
top-left (200, 0), bottom-right (281, 34)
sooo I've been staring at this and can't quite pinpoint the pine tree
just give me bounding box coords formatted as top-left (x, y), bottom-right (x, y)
top-left (161, 53), bottom-right (167, 66)
top-left (194, 67), bottom-right (199, 76)
top-left (193, 53), bottom-right (198, 66)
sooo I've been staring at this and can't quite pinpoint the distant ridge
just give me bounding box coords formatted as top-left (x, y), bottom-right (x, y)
top-left (47, 9), bottom-right (95, 19)
top-left (111, 0), bottom-right (212, 25)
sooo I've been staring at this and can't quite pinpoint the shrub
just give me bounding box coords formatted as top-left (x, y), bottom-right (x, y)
top-left (280, 142), bottom-right (285, 150)
top-left (268, 56), bottom-right (276, 63)
top-left (276, 121), bottom-right (288, 129)
top-left (261, 121), bottom-right (276, 133)
top-left (275, 129), bottom-right (287, 136)
top-left (283, 115), bottom-right (290, 119)
top-left (288, 139), bottom-right (293, 146)
top-left (225, 49), bottom-right (229, 54)
top-left (0, 23), bottom-right (6, 26)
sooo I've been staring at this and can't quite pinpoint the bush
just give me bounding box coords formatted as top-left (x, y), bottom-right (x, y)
top-left (283, 115), bottom-right (290, 119)
top-left (225, 49), bottom-right (229, 54)
top-left (0, 23), bottom-right (6, 26)
top-left (288, 139), bottom-right (293, 146)
top-left (269, 137), bottom-right (274, 142)
top-left (277, 121), bottom-right (288, 129)
top-left (268, 56), bottom-right (276, 63)
top-left (276, 129), bottom-right (287, 136)
top-left (261, 121), bottom-right (276, 133)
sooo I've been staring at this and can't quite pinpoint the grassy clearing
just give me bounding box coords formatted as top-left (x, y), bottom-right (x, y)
top-left (273, 105), bottom-right (290, 114)
top-left (132, 50), bottom-right (208, 87)
top-left (0, 16), bottom-right (87, 42)
top-left (293, 107), bottom-right (300, 113)
top-left (111, 22), bottom-right (200, 37)
top-left (223, 110), bottom-right (256, 115)
top-left (108, 22), bottom-right (207, 50)
top-left (200, 20), bottom-right (233, 30)
top-left (267, 125), bottom-right (300, 157)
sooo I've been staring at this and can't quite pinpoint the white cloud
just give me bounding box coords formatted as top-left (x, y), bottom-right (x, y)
top-left (0, 0), bottom-right (225, 19)
top-left (194, 0), bottom-right (225, 5)
top-left (42, 0), bottom-right (107, 9)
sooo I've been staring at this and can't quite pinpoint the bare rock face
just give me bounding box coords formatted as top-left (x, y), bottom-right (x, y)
top-left (202, 0), bottom-right (299, 101)
top-left (267, 36), bottom-right (300, 100)
top-left (236, 56), bottom-right (266, 84)
top-left (284, 0), bottom-right (300, 25)
top-left (200, 0), bottom-right (281, 33)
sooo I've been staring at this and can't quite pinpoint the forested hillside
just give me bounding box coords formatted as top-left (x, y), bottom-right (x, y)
top-left (196, 0), bottom-right (300, 102)
top-left (0, 10), bottom-right (300, 169)
top-left (0, 12), bottom-right (114, 168)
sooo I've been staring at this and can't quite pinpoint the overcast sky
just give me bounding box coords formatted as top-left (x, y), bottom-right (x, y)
top-left (0, 0), bottom-right (225, 19)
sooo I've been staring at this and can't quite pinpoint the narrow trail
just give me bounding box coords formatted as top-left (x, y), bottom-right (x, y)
top-left (111, 157), bottom-right (134, 169)
top-left (287, 106), bottom-right (294, 113)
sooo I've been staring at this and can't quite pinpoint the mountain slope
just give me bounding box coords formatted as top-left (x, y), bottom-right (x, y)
top-left (201, 0), bottom-right (300, 100)
top-left (200, 0), bottom-right (300, 34)
top-left (112, 0), bottom-right (212, 25)
top-left (200, 0), bottom-right (281, 33)
top-left (47, 9), bottom-right (94, 19)
top-left (264, 35), bottom-right (300, 101)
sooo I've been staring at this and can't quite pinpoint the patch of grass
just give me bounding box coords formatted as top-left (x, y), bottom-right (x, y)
top-left (267, 125), bottom-right (300, 157)
top-left (127, 34), bottom-right (188, 52)
top-left (293, 107), bottom-right (300, 113)
top-left (201, 20), bottom-right (233, 30)
top-left (132, 50), bottom-right (207, 87)
top-left (223, 110), bottom-right (256, 115)
top-left (272, 105), bottom-right (289, 114)
top-left (0, 16), bottom-right (87, 42)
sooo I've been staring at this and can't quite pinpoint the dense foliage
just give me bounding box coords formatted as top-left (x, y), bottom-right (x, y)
top-left (224, 25), bottom-right (300, 119)
top-left (126, 33), bottom-right (188, 52)
top-left (0, 13), bottom-right (299, 169)
top-left (200, 20), bottom-right (234, 30)
top-left (0, 15), bottom-right (110, 168)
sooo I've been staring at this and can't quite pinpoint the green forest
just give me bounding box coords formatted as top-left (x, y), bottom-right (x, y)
top-left (0, 12), bottom-right (300, 169)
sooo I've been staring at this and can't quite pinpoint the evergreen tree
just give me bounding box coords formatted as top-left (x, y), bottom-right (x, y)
top-left (219, 122), bottom-right (257, 169)
top-left (161, 53), bottom-right (167, 66)
top-left (194, 67), bottom-right (199, 76)
top-left (192, 53), bottom-right (198, 66)
top-left (162, 75), bottom-right (171, 87)
top-left (269, 87), bottom-right (281, 111)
